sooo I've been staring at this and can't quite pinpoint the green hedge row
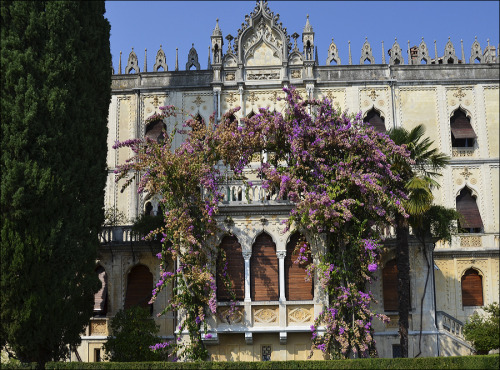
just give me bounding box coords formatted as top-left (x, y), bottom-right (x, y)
top-left (38, 355), bottom-right (500, 369)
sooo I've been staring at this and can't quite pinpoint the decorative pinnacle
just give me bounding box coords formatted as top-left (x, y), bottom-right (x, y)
top-left (422, 37), bottom-right (424, 41)
top-left (160, 44), bottom-right (162, 48)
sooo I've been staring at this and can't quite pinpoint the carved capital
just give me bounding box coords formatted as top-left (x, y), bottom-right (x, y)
top-left (242, 251), bottom-right (252, 260)
top-left (276, 250), bottom-right (286, 259)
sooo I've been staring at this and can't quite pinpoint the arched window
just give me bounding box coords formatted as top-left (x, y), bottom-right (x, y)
top-left (216, 235), bottom-right (244, 301)
top-left (94, 265), bottom-right (108, 316)
top-left (383, 259), bottom-right (399, 311)
top-left (456, 187), bottom-right (483, 233)
top-left (461, 268), bottom-right (483, 306)
top-left (450, 109), bottom-right (476, 148)
top-left (251, 233), bottom-right (279, 301)
top-left (124, 265), bottom-right (153, 313)
top-left (145, 120), bottom-right (165, 143)
top-left (363, 108), bottom-right (386, 133)
top-left (145, 201), bottom-right (154, 216)
top-left (285, 233), bottom-right (313, 301)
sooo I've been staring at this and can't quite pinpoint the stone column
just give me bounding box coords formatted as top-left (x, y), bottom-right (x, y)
top-left (277, 250), bottom-right (286, 302)
top-left (243, 251), bottom-right (252, 302)
top-left (238, 85), bottom-right (244, 126)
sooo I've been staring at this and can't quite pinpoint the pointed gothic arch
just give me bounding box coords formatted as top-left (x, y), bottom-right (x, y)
top-left (363, 107), bottom-right (386, 133)
top-left (461, 268), bottom-right (483, 306)
top-left (456, 186), bottom-right (483, 233)
top-left (450, 107), bottom-right (476, 148)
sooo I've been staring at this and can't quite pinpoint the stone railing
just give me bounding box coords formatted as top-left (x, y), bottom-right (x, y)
top-left (203, 181), bottom-right (291, 205)
top-left (452, 147), bottom-right (475, 157)
top-left (436, 311), bottom-right (464, 339)
top-left (99, 225), bottom-right (146, 244)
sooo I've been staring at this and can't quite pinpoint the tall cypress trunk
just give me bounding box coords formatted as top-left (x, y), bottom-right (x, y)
top-left (396, 214), bottom-right (410, 358)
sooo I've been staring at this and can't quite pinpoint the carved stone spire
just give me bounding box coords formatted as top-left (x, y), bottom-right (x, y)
top-left (207, 46), bottom-right (211, 69)
top-left (212, 18), bottom-right (222, 36)
top-left (144, 48), bottom-right (147, 72)
top-left (381, 41), bottom-right (386, 64)
top-left (119, 51), bottom-right (122, 74)
top-left (303, 14), bottom-right (313, 33)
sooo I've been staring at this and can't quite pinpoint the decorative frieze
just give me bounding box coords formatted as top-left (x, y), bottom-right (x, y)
top-left (287, 305), bottom-right (314, 324)
top-left (247, 69), bottom-right (280, 80)
top-left (253, 306), bottom-right (278, 324)
top-left (90, 319), bottom-right (108, 336)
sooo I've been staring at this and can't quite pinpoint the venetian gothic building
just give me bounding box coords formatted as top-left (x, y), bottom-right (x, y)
top-left (74, 1), bottom-right (499, 363)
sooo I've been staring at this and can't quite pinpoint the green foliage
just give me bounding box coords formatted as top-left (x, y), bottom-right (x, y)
top-left (1, 1), bottom-right (111, 367)
top-left (103, 307), bottom-right (167, 362)
top-left (103, 206), bottom-right (127, 227)
top-left (41, 355), bottom-right (500, 369)
top-left (131, 213), bottom-right (164, 237)
top-left (411, 205), bottom-right (461, 245)
top-left (464, 302), bottom-right (500, 355)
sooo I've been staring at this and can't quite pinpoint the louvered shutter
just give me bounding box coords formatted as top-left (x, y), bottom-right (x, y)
top-left (383, 259), bottom-right (399, 311)
top-left (462, 269), bottom-right (483, 306)
top-left (94, 266), bottom-right (108, 314)
top-left (285, 233), bottom-right (313, 301)
top-left (217, 235), bottom-right (245, 301)
top-left (125, 265), bottom-right (153, 309)
top-left (251, 233), bottom-right (279, 301)
top-left (450, 110), bottom-right (476, 139)
top-left (456, 189), bottom-right (483, 229)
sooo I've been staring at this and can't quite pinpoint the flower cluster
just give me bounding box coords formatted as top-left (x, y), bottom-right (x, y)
top-left (114, 86), bottom-right (411, 361)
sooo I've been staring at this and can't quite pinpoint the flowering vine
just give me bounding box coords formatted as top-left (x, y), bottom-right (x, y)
top-left (113, 87), bottom-right (412, 361)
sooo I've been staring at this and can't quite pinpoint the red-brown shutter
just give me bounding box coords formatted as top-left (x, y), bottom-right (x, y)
top-left (364, 109), bottom-right (386, 133)
top-left (456, 188), bottom-right (483, 229)
top-left (461, 269), bottom-right (483, 306)
top-left (124, 265), bottom-right (153, 309)
top-left (217, 235), bottom-right (245, 301)
top-left (285, 233), bottom-right (313, 301)
top-left (94, 266), bottom-right (108, 314)
top-left (145, 121), bottom-right (165, 142)
top-left (383, 259), bottom-right (399, 311)
top-left (251, 233), bottom-right (279, 301)
top-left (450, 110), bottom-right (476, 139)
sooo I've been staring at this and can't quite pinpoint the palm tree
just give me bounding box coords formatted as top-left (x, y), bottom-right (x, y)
top-left (388, 124), bottom-right (449, 358)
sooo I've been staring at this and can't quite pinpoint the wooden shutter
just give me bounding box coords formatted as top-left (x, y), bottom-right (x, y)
top-left (251, 233), bottom-right (279, 301)
top-left (145, 120), bottom-right (165, 142)
top-left (456, 188), bottom-right (483, 229)
top-left (217, 235), bottom-right (245, 301)
top-left (462, 269), bottom-right (483, 306)
top-left (285, 233), bottom-right (313, 301)
top-left (450, 110), bottom-right (476, 139)
top-left (364, 109), bottom-right (386, 133)
top-left (383, 259), bottom-right (399, 311)
top-left (124, 265), bottom-right (153, 309)
top-left (94, 266), bottom-right (108, 314)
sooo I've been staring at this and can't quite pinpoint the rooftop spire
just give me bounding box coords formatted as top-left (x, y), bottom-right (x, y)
top-left (303, 14), bottom-right (313, 33)
top-left (212, 18), bottom-right (222, 36)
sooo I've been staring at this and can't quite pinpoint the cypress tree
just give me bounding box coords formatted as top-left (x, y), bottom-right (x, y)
top-left (1, 1), bottom-right (111, 367)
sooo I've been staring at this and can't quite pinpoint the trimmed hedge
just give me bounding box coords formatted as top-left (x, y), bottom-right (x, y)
top-left (38, 355), bottom-right (499, 369)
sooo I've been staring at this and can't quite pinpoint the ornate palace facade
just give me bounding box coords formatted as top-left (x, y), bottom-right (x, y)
top-left (73, 1), bottom-right (499, 363)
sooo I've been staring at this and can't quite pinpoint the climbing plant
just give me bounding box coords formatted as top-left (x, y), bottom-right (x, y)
top-left (114, 87), bottom-right (412, 361)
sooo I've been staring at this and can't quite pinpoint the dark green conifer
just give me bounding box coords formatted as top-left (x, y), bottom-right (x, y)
top-left (1, 1), bottom-right (111, 367)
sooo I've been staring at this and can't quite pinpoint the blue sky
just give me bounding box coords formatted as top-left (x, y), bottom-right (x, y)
top-left (105, 1), bottom-right (499, 72)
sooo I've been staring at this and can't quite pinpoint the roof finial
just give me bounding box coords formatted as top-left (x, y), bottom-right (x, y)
top-left (175, 47), bottom-right (179, 71)
top-left (119, 51), bottom-right (122, 74)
